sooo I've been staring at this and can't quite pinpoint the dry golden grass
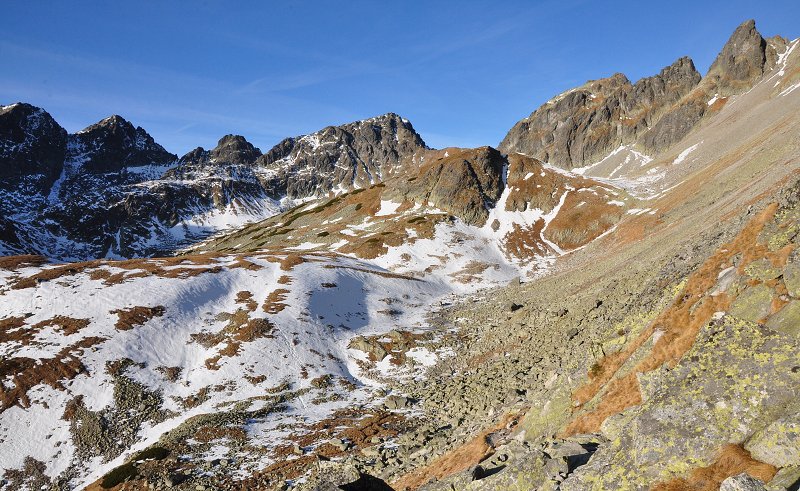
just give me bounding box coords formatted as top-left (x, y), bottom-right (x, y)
top-left (0, 336), bottom-right (105, 410)
top-left (651, 444), bottom-right (776, 491)
top-left (32, 316), bottom-right (90, 336)
top-left (565, 203), bottom-right (791, 435)
top-left (391, 411), bottom-right (520, 490)
top-left (263, 288), bottom-right (290, 314)
top-left (0, 255), bottom-right (47, 270)
top-left (111, 306), bottom-right (166, 331)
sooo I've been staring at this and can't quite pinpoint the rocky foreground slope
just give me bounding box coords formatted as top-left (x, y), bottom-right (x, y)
top-left (0, 19), bottom-right (799, 491)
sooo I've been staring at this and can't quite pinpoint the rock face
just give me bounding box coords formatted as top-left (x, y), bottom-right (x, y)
top-left (499, 20), bottom-right (781, 168)
top-left (258, 113), bottom-right (427, 198)
top-left (0, 105), bottom-right (428, 259)
top-left (0, 103), bottom-right (67, 191)
top-left (388, 147), bottom-right (505, 226)
top-left (70, 115), bottom-right (176, 173)
top-left (176, 134), bottom-right (261, 169)
top-left (707, 19), bottom-right (773, 91)
top-left (499, 59), bottom-right (701, 169)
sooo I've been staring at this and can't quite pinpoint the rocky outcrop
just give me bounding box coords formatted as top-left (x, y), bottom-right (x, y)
top-left (388, 147), bottom-right (505, 226)
top-left (259, 113), bottom-right (427, 198)
top-left (0, 103), bottom-right (67, 191)
top-left (174, 134), bottom-right (261, 169)
top-left (638, 20), bottom-right (781, 153)
top-left (500, 20), bottom-right (783, 167)
top-left (706, 19), bottom-right (774, 92)
top-left (499, 59), bottom-right (701, 169)
top-left (70, 115), bottom-right (176, 174)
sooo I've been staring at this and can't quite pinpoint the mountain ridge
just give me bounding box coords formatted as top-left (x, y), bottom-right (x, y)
top-left (499, 19), bottom-right (789, 169)
top-left (0, 106), bottom-right (428, 260)
top-left (1, 18), bottom-right (800, 491)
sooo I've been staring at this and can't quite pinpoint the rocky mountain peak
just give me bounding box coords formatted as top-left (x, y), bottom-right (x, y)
top-left (660, 56), bottom-right (701, 81)
top-left (210, 134), bottom-right (261, 165)
top-left (498, 20), bottom-right (789, 169)
top-left (71, 115), bottom-right (176, 173)
top-left (257, 112), bottom-right (428, 198)
top-left (0, 102), bottom-right (67, 189)
top-left (707, 19), bottom-right (770, 91)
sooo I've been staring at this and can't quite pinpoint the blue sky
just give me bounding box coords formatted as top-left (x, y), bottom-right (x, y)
top-left (3, 1), bottom-right (798, 155)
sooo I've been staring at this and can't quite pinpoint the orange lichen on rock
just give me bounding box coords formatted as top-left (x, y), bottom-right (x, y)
top-left (651, 444), bottom-right (776, 491)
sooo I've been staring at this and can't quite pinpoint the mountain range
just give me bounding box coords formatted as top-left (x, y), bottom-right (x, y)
top-left (1, 19), bottom-right (800, 491)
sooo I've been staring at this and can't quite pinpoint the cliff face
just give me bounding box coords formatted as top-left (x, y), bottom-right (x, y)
top-left (499, 20), bottom-right (784, 168)
top-left (258, 113), bottom-right (428, 198)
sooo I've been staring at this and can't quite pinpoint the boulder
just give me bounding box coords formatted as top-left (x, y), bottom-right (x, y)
top-left (720, 473), bottom-right (768, 491)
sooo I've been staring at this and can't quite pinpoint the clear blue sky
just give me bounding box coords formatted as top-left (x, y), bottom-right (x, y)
top-left (3, 1), bottom-right (798, 155)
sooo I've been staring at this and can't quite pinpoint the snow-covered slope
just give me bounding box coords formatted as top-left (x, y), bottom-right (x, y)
top-left (0, 252), bottom-right (453, 489)
top-left (202, 149), bottom-right (631, 283)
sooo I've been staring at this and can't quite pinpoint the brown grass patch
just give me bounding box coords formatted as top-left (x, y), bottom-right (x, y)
top-left (192, 425), bottom-right (247, 443)
top-left (0, 255), bottom-right (47, 270)
top-left (1, 316), bottom-right (91, 348)
top-left (504, 219), bottom-right (549, 259)
top-left (392, 411), bottom-right (520, 490)
top-left (263, 288), bottom-right (290, 314)
top-left (565, 203), bottom-right (790, 435)
top-left (504, 154), bottom-right (561, 213)
top-left (0, 337), bottom-right (105, 411)
top-left (111, 306), bottom-right (165, 331)
top-left (707, 96), bottom-right (728, 113)
top-left (11, 260), bottom-right (102, 289)
top-left (235, 291), bottom-right (258, 311)
top-left (279, 254), bottom-right (305, 271)
top-left (651, 444), bottom-right (776, 491)
top-left (32, 316), bottom-right (90, 336)
top-left (545, 188), bottom-right (624, 250)
top-left (0, 316), bottom-right (28, 344)
top-left (194, 303), bottom-right (276, 370)
top-left (10, 254), bottom-right (232, 290)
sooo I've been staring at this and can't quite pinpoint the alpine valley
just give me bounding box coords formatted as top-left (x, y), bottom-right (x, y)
top-left (2, 19), bottom-right (800, 491)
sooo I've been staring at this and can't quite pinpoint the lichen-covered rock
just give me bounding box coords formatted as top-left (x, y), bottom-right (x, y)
top-left (729, 284), bottom-right (774, 323)
top-left (765, 301), bottom-right (800, 336)
top-left (418, 440), bottom-right (551, 491)
top-left (765, 465), bottom-right (800, 491)
top-left (720, 473), bottom-right (768, 491)
top-left (744, 258), bottom-right (782, 281)
top-left (784, 263), bottom-right (800, 298)
top-left (560, 315), bottom-right (800, 489)
top-left (745, 416), bottom-right (800, 467)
